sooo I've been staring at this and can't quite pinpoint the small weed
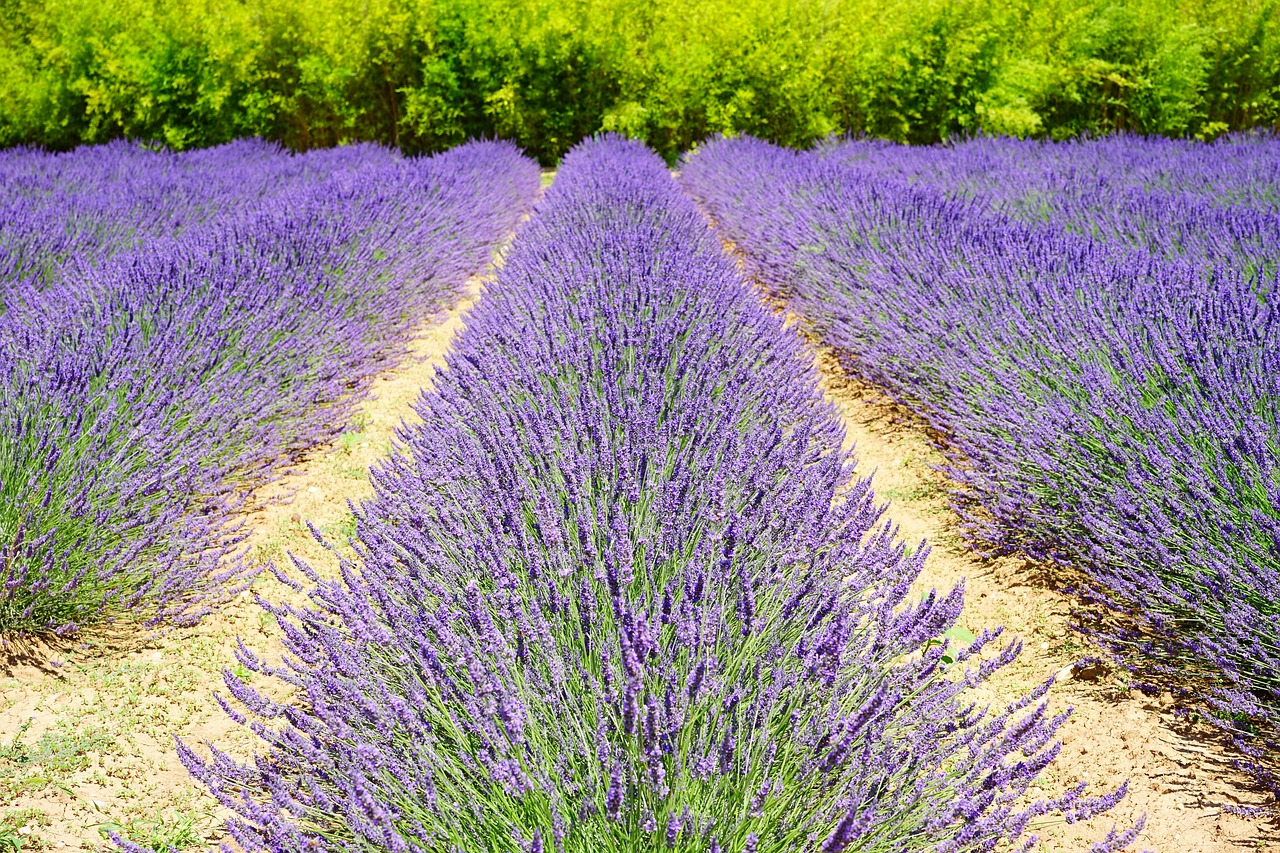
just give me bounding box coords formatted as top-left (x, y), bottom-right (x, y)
top-left (334, 463), bottom-right (366, 480)
top-left (1055, 633), bottom-right (1087, 659)
top-left (336, 416), bottom-right (369, 454)
top-left (922, 624), bottom-right (979, 665)
top-left (91, 808), bottom-right (211, 851)
top-left (322, 513), bottom-right (357, 541)
top-left (0, 826), bottom-right (24, 853)
top-left (0, 720), bottom-right (33, 762)
top-left (252, 538), bottom-right (284, 564)
top-left (0, 808), bottom-right (48, 852)
top-left (277, 517), bottom-right (307, 537)
top-left (882, 480), bottom-right (942, 505)
top-left (0, 720), bottom-right (115, 798)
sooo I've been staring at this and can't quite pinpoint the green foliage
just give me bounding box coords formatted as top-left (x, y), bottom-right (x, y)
top-left (0, 809), bottom-right (47, 853)
top-left (91, 809), bottom-right (211, 851)
top-left (0, 718), bottom-right (115, 799)
top-left (0, 0), bottom-right (1277, 161)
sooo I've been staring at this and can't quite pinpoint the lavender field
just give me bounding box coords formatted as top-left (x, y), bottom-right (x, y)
top-left (0, 131), bottom-right (1275, 852)
top-left (0, 139), bottom-right (541, 635)
top-left (170, 136), bottom-right (1146, 853)
top-left (682, 134), bottom-right (1280, 800)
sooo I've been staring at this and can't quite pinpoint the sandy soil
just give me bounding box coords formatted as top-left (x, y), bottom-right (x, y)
top-left (0, 276), bottom-right (487, 851)
top-left (801, 333), bottom-right (1275, 852)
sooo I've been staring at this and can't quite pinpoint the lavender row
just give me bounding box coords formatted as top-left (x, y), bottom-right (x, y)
top-left (680, 135), bottom-right (1280, 788)
top-left (181, 136), bottom-right (1130, 853)
top-left (1, 141), bottom-right (399, 309)
top-left (818, 134), bottom-right (1280, 285)
top-left (0, 139), bottom-right (541, 635)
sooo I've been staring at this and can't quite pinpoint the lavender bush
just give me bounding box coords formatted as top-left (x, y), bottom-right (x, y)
top-left (680, 135), bottom-right (1280, 790)
top-left (181, 137), bottom-right (1131, 853)
top-left (0, 139), bottom-right (541, 635)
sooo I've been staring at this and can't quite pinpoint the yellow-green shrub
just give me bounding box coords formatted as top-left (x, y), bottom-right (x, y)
top-left (1, 0), bottom-right (1276, 161)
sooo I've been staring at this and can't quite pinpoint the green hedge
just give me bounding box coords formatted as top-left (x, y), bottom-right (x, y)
top-left (1, 0), bottom-right (1277, 162)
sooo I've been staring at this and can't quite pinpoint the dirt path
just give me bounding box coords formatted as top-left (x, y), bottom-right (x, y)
top-left (802, 333), bottom-right (1273, 852)
top-left (0, 276), bottom-right (488, 851)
